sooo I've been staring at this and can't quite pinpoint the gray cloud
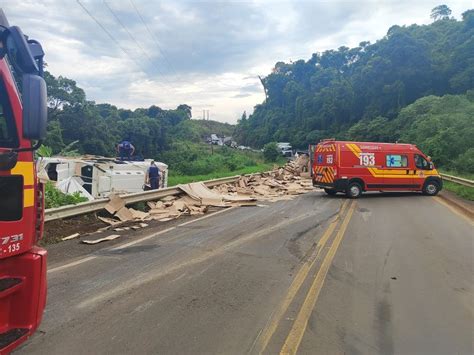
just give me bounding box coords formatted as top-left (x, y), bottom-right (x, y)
top-left (232, 93), bottom-right (252, 98)
top-left (1, 0), bottom-right (472, 123)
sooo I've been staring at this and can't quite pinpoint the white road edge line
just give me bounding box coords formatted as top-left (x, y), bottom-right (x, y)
top-left (48, 256), bottom-right (97, 274)
top-left (47, 206), bottom-right (239, 274)
top-left (177, 206), bottom-right (238, 227)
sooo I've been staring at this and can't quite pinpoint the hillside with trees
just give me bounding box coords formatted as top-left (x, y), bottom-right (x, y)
top-left (43, 71), bottom-right (234, 158)
top-left (41, 72), bottom-right (278, 180)
top-left (235, 7), bottom-right (473, 172)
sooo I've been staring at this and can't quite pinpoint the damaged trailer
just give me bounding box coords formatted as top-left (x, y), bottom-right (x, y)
top-left (37, 156), bottom-right (168, 200)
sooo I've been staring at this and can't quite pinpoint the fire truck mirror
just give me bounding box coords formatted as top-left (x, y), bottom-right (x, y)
top-left (0, 150), bottom-right (18, 171)
top-left (22, 74), bottom-right (47, 140)
top-left (4, 26), bottom-right (39, 74)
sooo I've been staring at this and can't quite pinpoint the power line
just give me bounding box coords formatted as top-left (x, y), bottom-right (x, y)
top-left (75, 0), bottom-right (150, 76)
top-left (103, 0), bottom-right (174, 87)
top-left (129, 0), bottom-right (179, 78)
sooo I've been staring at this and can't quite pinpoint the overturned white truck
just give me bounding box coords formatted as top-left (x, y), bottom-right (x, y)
top-left (37, 156), bottom-right (168, 200)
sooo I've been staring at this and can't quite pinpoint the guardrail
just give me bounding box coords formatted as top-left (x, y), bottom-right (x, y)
top-left (44, 172), bottom-right (471, 222)
top-left (44, 175), bottom-right (242, 222)
top-left (440, 173), bottom-right (474, 188)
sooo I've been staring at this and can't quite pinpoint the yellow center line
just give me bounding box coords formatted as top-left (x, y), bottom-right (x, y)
top-left (256, 200), bottom-right (349, 354)
top-left (280, 200), bottom-right (356, 355)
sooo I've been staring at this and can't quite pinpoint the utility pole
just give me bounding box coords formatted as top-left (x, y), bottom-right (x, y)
top-left (207, 109), bottom-right (213, 155)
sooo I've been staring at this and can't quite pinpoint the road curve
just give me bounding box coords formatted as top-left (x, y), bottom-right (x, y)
top-left (16, 191), bottom-right (473, 355)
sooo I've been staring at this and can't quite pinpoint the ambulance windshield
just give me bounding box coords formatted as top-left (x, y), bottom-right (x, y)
top-left (415, 155), bottom-right (430, 170)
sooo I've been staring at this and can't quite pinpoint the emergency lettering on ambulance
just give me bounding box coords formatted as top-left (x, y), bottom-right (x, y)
top-left (312, 140), bottom-right (443, 198)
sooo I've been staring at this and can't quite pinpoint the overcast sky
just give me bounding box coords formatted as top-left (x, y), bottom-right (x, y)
top-left (1, 1), bottom-right (471, 123)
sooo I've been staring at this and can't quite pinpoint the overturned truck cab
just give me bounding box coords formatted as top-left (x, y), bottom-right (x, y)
top-left (36, 157), bottom-right (169, 200)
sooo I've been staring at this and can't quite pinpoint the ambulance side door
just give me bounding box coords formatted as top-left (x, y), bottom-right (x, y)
top-left (383, 152), bottom-right (414, 189)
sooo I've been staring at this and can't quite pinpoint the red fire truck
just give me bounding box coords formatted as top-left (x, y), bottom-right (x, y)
top-left (0, 9), bottom-right (48, 353)
top-left (312, 140), bottom-right (443, 198)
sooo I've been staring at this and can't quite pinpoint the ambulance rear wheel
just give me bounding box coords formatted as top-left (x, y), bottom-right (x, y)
top-left (324, 188), bottom-right (337, 196)
top-left (346, 182), bottom-right (362, 199)
top-left (422, 181), bottom-right (440, 196)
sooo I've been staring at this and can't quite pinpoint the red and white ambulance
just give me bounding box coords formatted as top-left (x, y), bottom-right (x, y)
top-left (312, 140), bottom-right (443, 198)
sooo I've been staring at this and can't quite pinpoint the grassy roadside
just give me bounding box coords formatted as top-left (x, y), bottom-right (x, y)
top-left (442, 181), bottom-right (474, 201)
top-left (167, 161), bottom-right (284, 186)
top-left (439, 170), bottom-right (474, 201)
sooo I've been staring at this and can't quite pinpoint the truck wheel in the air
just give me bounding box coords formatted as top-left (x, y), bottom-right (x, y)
top-left (422, 180), bottom-right (440, 196)
top-left (346, 182), bottom-right (362, 199)
top-left (324, 188), bottom-right (337, 196)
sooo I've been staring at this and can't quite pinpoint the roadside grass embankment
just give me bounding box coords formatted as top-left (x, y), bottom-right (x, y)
top-left (440, 170), bottom-right (474, 201)
top-left (165, 143), bottom-right (286, 186)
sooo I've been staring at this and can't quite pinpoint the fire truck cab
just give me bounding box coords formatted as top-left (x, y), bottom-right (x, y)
top-left (312, 140), bottom-right (443, 198)
top-left (0, 9), bottom-right (48, 353)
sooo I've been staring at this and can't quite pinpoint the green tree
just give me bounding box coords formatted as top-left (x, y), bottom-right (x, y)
top-left (263, 142), bottom-right (279, 162)
top-left (430, 5), bottom-right (452, 21)
top-left (454, 148), bottom-right (474, 173)
top-left (44, 72), bottom-right (86, 118)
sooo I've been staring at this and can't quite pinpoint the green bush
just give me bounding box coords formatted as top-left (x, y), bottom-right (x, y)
top-left (454, 148), bottom-right (474, 174)
top-left (263, 142), bottom-right (279, 162)
top-left (161, 142), bottom-right (264, 176)
top-left (44, 182), bottom-right (88, 209)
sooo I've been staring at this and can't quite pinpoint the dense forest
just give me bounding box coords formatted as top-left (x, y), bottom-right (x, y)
top-left (235, 7), bottom-right (473, 171)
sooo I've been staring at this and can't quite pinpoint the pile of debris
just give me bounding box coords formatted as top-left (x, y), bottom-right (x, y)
top-left (213, 156), bottom-right (313, 202)
top-left (96, 181), bottom-right (257, 225)
top-left (61, 159), bottom-right (314, 244)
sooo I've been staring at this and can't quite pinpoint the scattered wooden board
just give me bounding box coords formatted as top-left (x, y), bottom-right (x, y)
top-left (105, 194), bottom-right (125, 214)
top-left (62, 233), bottom-right (80, 241)
top-left (98, 216), bottom-right (120, 226)
top-left (81, 234), bottom-right (120, 245)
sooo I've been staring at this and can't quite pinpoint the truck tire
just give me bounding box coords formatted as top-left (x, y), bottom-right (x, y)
top-left (324, 188), bottom-right (337, 196)
top-left (422, 181), bottom-right (440, 196)
top-left (346, 182), bottom-right (362, 199)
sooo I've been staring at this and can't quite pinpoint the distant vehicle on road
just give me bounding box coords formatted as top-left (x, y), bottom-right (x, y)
top-left (277, 142), bottom-right (293, 157)
top-left (312, 140), bottom-right (442, 198)
top-left (209, 134), bottom-right (223, 145)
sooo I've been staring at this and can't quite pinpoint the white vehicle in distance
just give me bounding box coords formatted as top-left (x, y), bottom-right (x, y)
top-left (277, 142), bottom-right (293, 157)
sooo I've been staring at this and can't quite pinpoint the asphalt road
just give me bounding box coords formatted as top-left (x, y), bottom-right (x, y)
top-left (17, 191), bottom-right (473, 355)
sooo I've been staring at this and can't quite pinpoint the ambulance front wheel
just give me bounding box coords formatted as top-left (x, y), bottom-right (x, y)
top-left (346, 182), bottom-right (362, 199)
top-left (422, 181), bottom-right (440, 196)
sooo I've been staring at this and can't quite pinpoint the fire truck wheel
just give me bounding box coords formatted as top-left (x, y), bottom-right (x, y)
top-left (346, 182), bottom-right (362, 198)
top-left (422, 181), bottom-right (440, 196)
top-left (324, 188), bottom-right (337, 196)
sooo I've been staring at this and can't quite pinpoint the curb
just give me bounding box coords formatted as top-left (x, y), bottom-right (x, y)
top-left (437, 192), bottom-right (474, 221)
